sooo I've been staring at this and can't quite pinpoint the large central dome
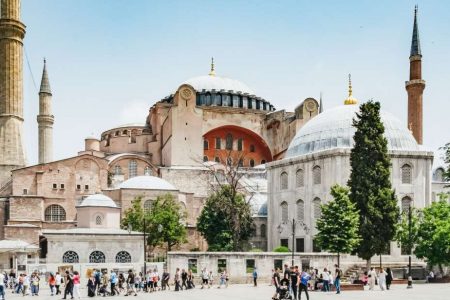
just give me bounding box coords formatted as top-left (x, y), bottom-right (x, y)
top-left (183, 75), bottom-right (255, 95)
top-left (286, 104), bottom-right (419, 158)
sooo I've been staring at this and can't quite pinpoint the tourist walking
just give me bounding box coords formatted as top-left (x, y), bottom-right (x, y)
top-left (386, 268), bottom-right (393, 290)
top-left (378, 268), bottom-right (387, 291)
top-left (87, 275), bottom-right (95, 297)
top-left (181, 269), bottom-right (187, 290)
top-left (94, 270), bottom-right (101, 295)
top-left (174, 268), bottom-right (181, 291)
top-left (187, 270), bottom-right (195, 289)
top-left (252, 268), bottom-right (258, 287)
top-left (49, 273), bottom-right (56, 296)
top-left (290, 266), bottom-right (299, 300)
top-left (110, 270), bottom-right (118, 296)
top-left (0, 271), bottom-right (5, 300)
top-left (30, 273), bottom-right (40, 296)
top-left (63, 270), bottom-right (73, 299)
top-left (271, 268), bottom-right (280, 300)
top-left (55, 272), bottom-right (62, 295)
top-left (299, 270), bottom-right (310, 300)
top-left (125, 270), bottom-right (137, 296)
top-left (161, 270), bottom-right (170, 291)
top-left (334, 265), bottom-right (342, 294)
top-left (100, 271), bottom-right (109, 297)
top-left (368, 267), bottom-right (377, 290)
top-left (321, 268), bottom-right (330, 292)
top-left (22, 273), bottom-right (30, 296)
top-left (72, 271), bottom-right (81, 299)
top-left (201, 268), bottom-right (208, 289)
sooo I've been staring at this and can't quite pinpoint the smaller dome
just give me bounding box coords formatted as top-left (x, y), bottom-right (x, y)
top-left (79, 194), bottom-right (118, 208)
top-left (119, 176), bottom-right (177, 191)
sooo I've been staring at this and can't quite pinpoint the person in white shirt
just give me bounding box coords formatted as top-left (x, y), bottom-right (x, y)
top-left (426, 271), bottom-right (434, 283)
top-left (321, 268), bottom-right (330, 292)
top-left (378, 268), bottom-right (387, 291)
top-left (368, 268), bottom-right (377, 290)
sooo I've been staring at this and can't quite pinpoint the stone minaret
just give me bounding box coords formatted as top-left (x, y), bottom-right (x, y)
top-left (0, 0), bottom-right (27, 185)
top-left (37, 59), bottom-right (54, 164)
top-left (406, 6), bottom-right (425, 145)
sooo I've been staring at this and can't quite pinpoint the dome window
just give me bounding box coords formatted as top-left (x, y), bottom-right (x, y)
top-left (203, 140), bottom-right (209, 150)
top-left (225, 134), bottom-right (233, 150)
top-left (203, 156), bottom-right (208, 162)
top-left (95, 215), bottom-right (103, 225)
top-left (249, 159), bottom-right (255, 168)
top-left (128, 160), bottom-right (137, 178)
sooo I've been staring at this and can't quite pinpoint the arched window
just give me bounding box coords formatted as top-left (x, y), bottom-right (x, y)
top-left (203, 156), bottom-right (209, 162)
top-left (95, 215), bottom-right (103, 225)
top-left (313, 166), bottom-right (321, 185)
top-left (296, 169), bottom-right (304, 187)
top-left (313, 198), bottom-right (321, 219)
top-left (215, 137), bottom-right (221, 149)
top-left (435, 168), bottom-right (444, 182)
top-left (401, 196), bottom-right (412, 213)
top-left (130, 129), bottom-right (137, 144)
top-left (45, 205), bottom-right (66, 222)
top-left (237, 138), bottom-right (243, 151)
top-left (401, 164), bottom-right (412, 184)
top-left (214, 157), bottom-right (220, 163)
top-left (114, 131), bottom-right (119, 136)
top-left (250, 159), bottom-right (255, 168)
top-left (89, 251), bottom-right (106, 263)
top-left (144, 200), bottom-right (153, 212)
top-left (115, 251), bottom-right (132, 263)
top-left (122, 130), bottom-right (128, 135)
top-left (296, 199), bottom-right (305, 221)
top-left (62, 251), bottom-right (79, 263)
top-left (281, 202), bottom-right (288, 223)
top-left (144, 166), bottom-right (152, 176)
top-left (203, 140), bottom-right (209, 150)
top-left (261, 160), bottom-right (266, 165)
top-left (128, 160), bottom-right (137, 178)
top-left (280, 172), bottom-right (288, 190)
top-left (114, 165), bottom-right (122, 176)
top-left (225, 134), bottom-right (233, 150)
top-left (105, 134), bottom-right (111, 147)
top-left (250, 144), bottom-right (255, 152)
top-left (260, 224), bottom-right (266, 238)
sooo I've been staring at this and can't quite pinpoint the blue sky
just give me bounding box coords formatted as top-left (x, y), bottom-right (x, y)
top-left (21, 0), bottom-right (450, 165)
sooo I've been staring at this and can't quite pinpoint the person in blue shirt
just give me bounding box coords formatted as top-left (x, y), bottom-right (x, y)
top-left (252, 268), bottom-right (258, 287)
top-left (299, 270), bottom-right (311, 300)
top-left (110, 270), bottom-right (118, 296)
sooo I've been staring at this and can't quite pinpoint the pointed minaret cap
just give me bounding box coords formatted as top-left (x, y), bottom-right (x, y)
top-left (410, 5), bottom-right (421, 57)
top-left (39, 58), bottom-right (52, 95)
top-left (208, 57), bottom-right (216, 76)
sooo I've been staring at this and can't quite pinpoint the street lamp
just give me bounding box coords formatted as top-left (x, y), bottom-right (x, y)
top-left (279, 219), bottom-right (310, 266)
top-left (143, 218), bottom-right (147, 278)
top-left (407, 205), bottom-right (413, 289)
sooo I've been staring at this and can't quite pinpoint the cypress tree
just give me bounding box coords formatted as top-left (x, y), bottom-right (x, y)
top-left (348, 101), bottom-right (400, 266)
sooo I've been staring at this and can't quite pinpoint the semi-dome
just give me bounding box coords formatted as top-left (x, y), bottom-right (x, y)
top-left (286, 104), bottom-right (419, 158)
top-left (119, 175), bottom-right (177, 191)
top-left (183, 75), bottom-right (255, 95)
top-left (78, 194), bottom-right (118, 208)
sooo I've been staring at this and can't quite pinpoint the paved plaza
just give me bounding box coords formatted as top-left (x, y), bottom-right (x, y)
top-left (3, 283), bottom-right (450, 300)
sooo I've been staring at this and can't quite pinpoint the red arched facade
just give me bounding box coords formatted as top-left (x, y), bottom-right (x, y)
top-left (203, 126), bottom-right (272, 167)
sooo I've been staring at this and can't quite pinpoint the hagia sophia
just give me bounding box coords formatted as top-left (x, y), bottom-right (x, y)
top-left (0, 0), bottom-right (448, 272)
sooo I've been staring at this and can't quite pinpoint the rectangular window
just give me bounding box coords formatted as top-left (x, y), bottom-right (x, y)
top-left (76, 184), bottom-right (81, 190)
top-left (245, 259), bottom-right (255, 273)
top-left (280, 239), bottom-right (289, 248)
top-left (60, 184), bottom-right (65, 189)
top-left (188, 259), bottom-right (198, 274)
top-left (296, 238), bottom-right (305, 252)
top-left (23, 189), bottom-right (27, 195)
top-left (274, 259), bottom-right (283, 271)
top-left (215, 137), bottom-right (221, 149)
top-left (218, 259), bottom-right (227, 272)
top-left (52, 183), bottom-right (57, 189)
top-left (237, 138), bottom-right (243, 151)
top-left (312, 238), bottom-right (321, 253)
top-left (84, 185), bottom-right (89, 190)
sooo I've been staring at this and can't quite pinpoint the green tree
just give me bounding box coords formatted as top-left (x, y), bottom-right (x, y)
top-left (197, 185), bottom-right (254, 251)
top-left (121, 194), bottom-right (187, 251)
top-left (316, 184), bottom-right (360, 266)
top-left (348, 101), bottom-right (400, 267)
top-left (414, 200), bottom-right (450, 274)
top-left (395, 207), bottom-right (421, 256)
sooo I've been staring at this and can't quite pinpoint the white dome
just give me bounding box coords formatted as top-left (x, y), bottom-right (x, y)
top-left (119, 176), bottom-right (177, 191)
top-left (79, 194), bottom-right (118, 208)
top-left (183, 75), bottom-right (255, 95)
top-left (286, 104), bottom-right (419, 158)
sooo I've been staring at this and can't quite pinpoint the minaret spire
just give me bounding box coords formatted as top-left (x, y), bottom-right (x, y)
top-left (319, 92), bottom-right (323, 113)
top-left (208, 57), bottom-right (216, 76)
top-left (344, 74), bottom-right (358, 105)
top-left (406, 6), bottom-right (425, 145)
top-left (410, 5), bottom-right (421, 57)
top-left (37, 58), bottom-right (54, 164)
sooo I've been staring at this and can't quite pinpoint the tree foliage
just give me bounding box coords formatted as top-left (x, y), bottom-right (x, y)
top-left (316, 184), bottom-right (360, 264)
top-left (414, 200), bottom-right (450, 272)
top-left (197, 185), bottom-right (254, 251)
top-left (395, 207), bottom-right (421, 255)
top-left (440, 142), bottom-right (450, 184)
top-left (348, 101), bottom-right (400, 261)
top-left (273, 246), bottom-right (290, 253)
top-left (121, 194), bottom-right (187, 251)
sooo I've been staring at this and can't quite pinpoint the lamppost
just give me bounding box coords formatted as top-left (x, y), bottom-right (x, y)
top-left (143, 218), bottom-right (147, 277)
top-left (407, 205), bottom-right (413, 289)
top-left (278, 219), bottom-right (310, 266)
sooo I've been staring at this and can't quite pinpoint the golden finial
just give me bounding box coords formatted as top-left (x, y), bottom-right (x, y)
top-left (209, 57), bottom-right (216, 76)
top-left (344, 73), bottom-right (358, 105)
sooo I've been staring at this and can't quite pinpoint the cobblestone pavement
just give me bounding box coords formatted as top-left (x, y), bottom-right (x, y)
top-left (3, 283), bottom-right (450, 300)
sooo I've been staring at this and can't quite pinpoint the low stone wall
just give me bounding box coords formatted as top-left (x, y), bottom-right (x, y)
top-left (167, 252), bottom-right (338, 283)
